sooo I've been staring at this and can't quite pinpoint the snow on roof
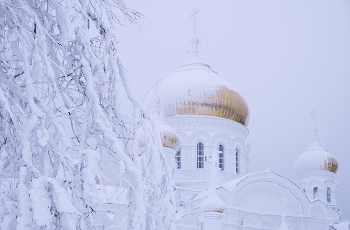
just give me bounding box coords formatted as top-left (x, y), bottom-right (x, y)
top-left (191, 168), bottom-right (303, 202)
top-left (191, 171), bottom-right (260, 201)
top-left (221, 171), bottom-right (263, 192)
top-left (333, 221), bottom-right (350, 230)
top-left (294, 148), bottom-right (338, 175)
top-left (164, 63), bottom-right (235, 90)
top-left (142, 56), bottom-right (250, 125)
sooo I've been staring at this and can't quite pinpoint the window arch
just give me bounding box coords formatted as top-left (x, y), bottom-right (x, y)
top-left (313, 187), bottom-right (318, 200)
top-left (175, 148), bottom-right (181, 169)
top-left (235, 148), bottom-right (240, 174)
top-left (327, 187), bottom-right (331, 203)
top-left (197, 143), bottom-right (204, 168)
top-left (219, 145), bottom-right (224, 171)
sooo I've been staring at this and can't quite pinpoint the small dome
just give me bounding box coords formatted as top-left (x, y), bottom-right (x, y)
top-left (295, 109), bottom-right (339, 175)
top-left (135, 121), bottom-right (180, 152)
top-left (144, 62), bottom-right (250, 126)
top-left (294, 145), bottom-right (338, 175)
top-left (201, 190), bottom-right (226, 213)
top-left (155, 119), bottom-right (181, 151)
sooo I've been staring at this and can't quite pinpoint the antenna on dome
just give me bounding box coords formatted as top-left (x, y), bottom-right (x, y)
top-left (190, 8), bottom-right (200, 58)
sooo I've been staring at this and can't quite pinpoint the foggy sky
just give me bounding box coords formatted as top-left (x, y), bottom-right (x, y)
top-left (116, 0), bottom-right (350, 219)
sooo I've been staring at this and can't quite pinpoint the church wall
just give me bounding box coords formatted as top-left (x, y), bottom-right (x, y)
top-left (167, 115), bottom-right (250, 190)
top-left (297, 170), bottom-right (339, 208)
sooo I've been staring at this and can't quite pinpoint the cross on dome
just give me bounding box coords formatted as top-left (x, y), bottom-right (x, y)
top-left (190, 8), bottom-right (199, 57)
top-left (309, 108), bottom-right (322, 149)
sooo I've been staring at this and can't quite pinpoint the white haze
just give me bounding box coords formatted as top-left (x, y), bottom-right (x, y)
top-left (116, 0), bottom-right (350, 219)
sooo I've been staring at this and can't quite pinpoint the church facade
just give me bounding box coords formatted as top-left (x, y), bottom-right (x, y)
top-left (94, 11), bottom-right (349, 230)
top-left (143, 53), bottom-right (347, 230)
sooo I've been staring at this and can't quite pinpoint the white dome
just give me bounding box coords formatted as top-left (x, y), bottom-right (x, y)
top-left (294, 110), bottom-right (338, 175)
top-left (294, 145), bottom-right (338, 175)
top-left (143, 62), bottom-right (250, 126)
top-left (201, 190), bottom-right (226, 213)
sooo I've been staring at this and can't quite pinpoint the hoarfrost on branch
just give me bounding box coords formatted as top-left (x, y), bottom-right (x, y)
top-left (0, 0), bottom-right (175, 229)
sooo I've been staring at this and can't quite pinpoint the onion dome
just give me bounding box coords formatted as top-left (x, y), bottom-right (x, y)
top-left (155, 119), bottom-right (181, 151)
top-left (294, 109), bottom-right (338, 175)
top-left (294, 147), bottom-right (338, 175)
top-left (134, 120), bottom-right (180, 152)
top-left (143, 12), bottom-right (249, 126)
top-left (201, 190), bottom-right (226, 213)
top-left (144, 63), bottom-right (250, 126)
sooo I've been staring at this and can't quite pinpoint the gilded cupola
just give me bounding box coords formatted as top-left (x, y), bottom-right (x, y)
top-left (294, 109), bottom-right (338, 175)
top-left (143, 10), bottom-right (249, 126)
top-left (134, 112), bottom-right (180, 152)
top-left (155, 119), bottom-right (181, 151)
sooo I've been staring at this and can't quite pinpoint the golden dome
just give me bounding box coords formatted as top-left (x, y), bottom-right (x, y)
top-left (157, 120), bottom-right (181, 151)
top-left (294, 110), bottom-right (339, 175)
top-left (144, 63), bottom-right (250, 126)
top-left (135, 121), bottom-right (181, 152)
top-left (294, 148), bottom-right (339, 174)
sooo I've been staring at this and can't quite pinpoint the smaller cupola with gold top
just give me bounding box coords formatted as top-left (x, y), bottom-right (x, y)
top-left (294, 109), bottom-right (339, 206)
top-left (294, 109), bottom-right (338, 175)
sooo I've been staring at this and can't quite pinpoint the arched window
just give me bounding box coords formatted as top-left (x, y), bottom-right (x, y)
top-left (235, 148), bottom-right (240, 174)
top-left (313, 187), bottom-right (318, 200)
top-left (327, 187), bottom-right (331, 203)
top-left (197, 143), bottom-right (204, 168)
top-left (175, 148), bottom-right (181, 169)
top-left (219, 145), bottom-right (224, 171)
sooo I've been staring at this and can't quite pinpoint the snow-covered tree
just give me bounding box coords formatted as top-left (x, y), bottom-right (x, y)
top-left (0, 0), bottom-right (175, 229)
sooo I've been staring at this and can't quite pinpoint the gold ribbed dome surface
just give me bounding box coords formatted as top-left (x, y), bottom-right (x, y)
top-left (135, 121), bottom-right (181, 152)
top-left (157, 120), bottom-right (181, 151)
top-left (294, 148), bottom-right (338, 174)
top-left (144, 63), bottom-right (250, 126)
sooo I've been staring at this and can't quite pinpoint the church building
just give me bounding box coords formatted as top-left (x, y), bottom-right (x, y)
top-left (94, 10), bottom-right (349, 230)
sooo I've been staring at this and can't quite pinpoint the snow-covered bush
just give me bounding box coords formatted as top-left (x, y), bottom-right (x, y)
top-left (0, 0), bottom-right (175, 229)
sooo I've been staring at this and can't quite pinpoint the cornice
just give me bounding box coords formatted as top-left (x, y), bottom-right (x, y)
top-left (165, 115), bottom-right (249, 140)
